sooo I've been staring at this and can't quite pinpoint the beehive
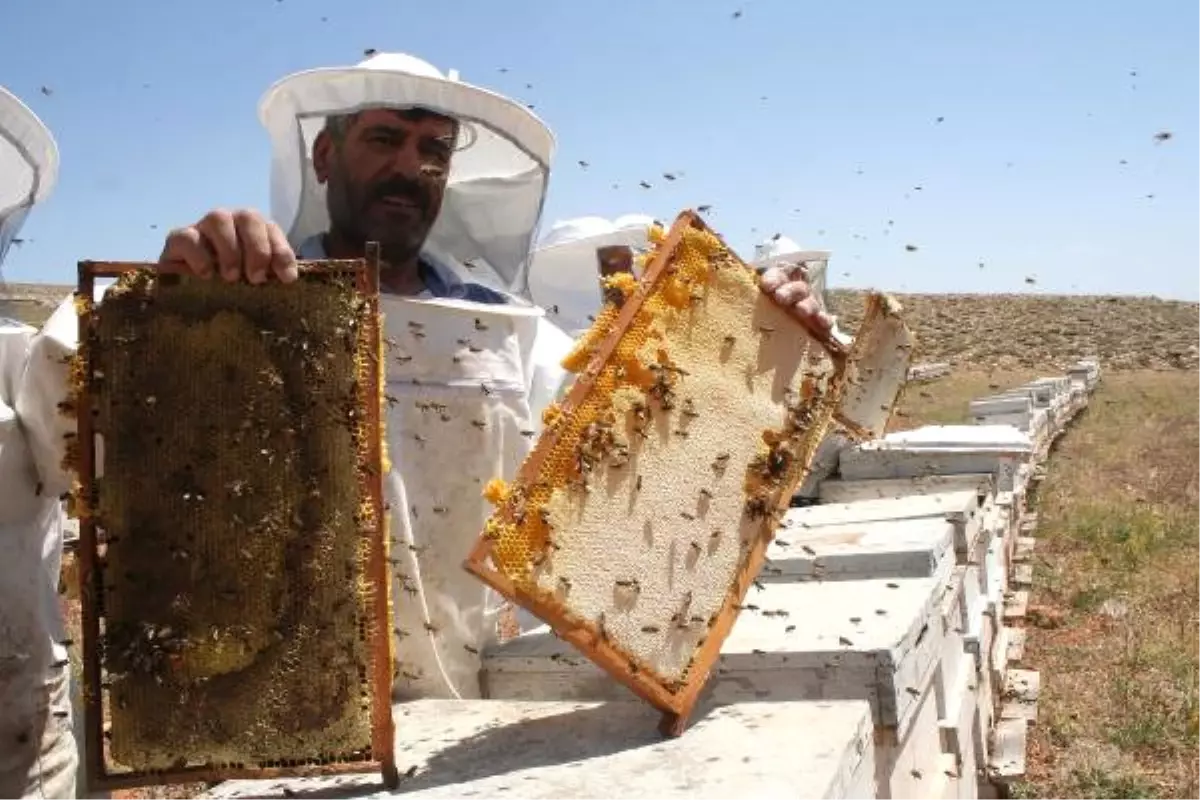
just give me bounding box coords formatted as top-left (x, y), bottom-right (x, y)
top-left (465, 211), bottom-right (912, 733)
top-left (68, 255), bottom-right (397, 790)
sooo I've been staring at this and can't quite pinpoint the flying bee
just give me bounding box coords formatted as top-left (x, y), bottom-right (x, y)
top-left (480, 383), bottom-right (493, 396)
top-left (471, 419), bottom-right (487, 430)
top-left (641, 624), bottom-right (660, 634)
top-left (474, 318), bottom-right (489, 331)
top-left (680, 511), bottom-right (695, 520)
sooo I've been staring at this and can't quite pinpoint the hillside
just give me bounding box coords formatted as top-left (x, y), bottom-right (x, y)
top-left (831, 290), bottom-right (1199, 372)
top-left (5, 282), bottom-right (1198, 371)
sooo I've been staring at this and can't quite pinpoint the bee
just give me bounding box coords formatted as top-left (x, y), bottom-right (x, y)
top-left (424, 621), bottom-right (440, 635)
top-left (440, 413), bottom-right (452, 422)
top-left (615, 579), bottom-right (641, 591)
top-left (480, 383), bottom-right (494, 396)
top-left (753, 580), bottom-right (765, 591)
top-left (722, 334), bottom-right (736, 345)
top-left (744, 496), bottom-right (771, 520)
top-left (641, 625), bottom-right (660, 634)
top-left (758, 325), bottom-right (775, 334)
top-left (474, 318), bottom-right (489, 331)
top-left (801, 544), bottom-right (816, 556)
top-left (471, 419), bottom-right (487, 430)
top-left (413, 433), bottom-right (426, 444)
top-left (463, 644), bottom-right (480, 655)
top-left (674, 429), bottom-right (689, 438)
top-left (681, 399), bottom-right (699, 418)
top-left (785, 625), bottom-right (796, 633)
top-left (519, 429), bottom-right (536, 438)
top-left (636, 475), bottom-right (643, 492)
top-left (699, 488), bottom-right (712, 499)
top-left (680, 511), bottom-right (695, 521)
top-left (456, 338), bottom-right (471, 347)
top-left (432, 506), bottom-right (448, 515)
top-left (689, 542), bottom-right (702, 555)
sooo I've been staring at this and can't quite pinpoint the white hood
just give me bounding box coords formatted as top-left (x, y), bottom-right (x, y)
top-left (258, 52), bottom-right (555, 298)
top-left (527, 214), bottom-right (660, 334)
top-left (0, 85), bottom-right (58, 273)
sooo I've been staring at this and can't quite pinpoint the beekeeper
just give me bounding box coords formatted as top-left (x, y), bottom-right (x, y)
top-left (19, 53), bottom-right (830, 705)
top-left (0, 84), bottom-right (80, 799)
top-left (526, 214), bottom-right (660, 337)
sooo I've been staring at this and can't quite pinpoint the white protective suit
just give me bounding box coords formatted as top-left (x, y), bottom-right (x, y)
top-left (0, 85), bottom-right (81, 800)
top-left (526, 214), bottom-right (659, 337)
top-left (258, 51), bottom-right (575, 699)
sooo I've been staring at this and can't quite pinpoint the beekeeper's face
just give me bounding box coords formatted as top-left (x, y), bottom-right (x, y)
top-left (313, 107), bottom-right (457, 263)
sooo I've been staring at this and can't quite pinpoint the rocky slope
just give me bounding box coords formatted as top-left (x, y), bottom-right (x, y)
top-left (830, 290), bottom-right (1198, 371)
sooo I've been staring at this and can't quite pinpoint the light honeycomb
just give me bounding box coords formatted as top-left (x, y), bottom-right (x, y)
top-left (68, 265), bottom-right (390, 781)
top-left (469, 210), bottom-right (900, 717)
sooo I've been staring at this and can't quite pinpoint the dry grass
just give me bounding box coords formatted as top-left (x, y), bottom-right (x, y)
top-left (903, 369), bottom-right (1199, 798)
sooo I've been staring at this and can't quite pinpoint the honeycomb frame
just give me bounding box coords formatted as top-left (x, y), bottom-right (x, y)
top-left (464, 211), bottom-right (910, 735)
top-left (70, 248), bottom-right (398, 791)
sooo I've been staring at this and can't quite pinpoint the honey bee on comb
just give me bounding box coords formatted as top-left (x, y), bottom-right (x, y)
top-left (67, 256), bottom-right (393, 786)
top-left (465, 210), bottom-right (912, 735)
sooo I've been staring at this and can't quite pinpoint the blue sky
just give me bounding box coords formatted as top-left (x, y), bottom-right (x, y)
top-left (1, 0), bottom-right (1196, 299)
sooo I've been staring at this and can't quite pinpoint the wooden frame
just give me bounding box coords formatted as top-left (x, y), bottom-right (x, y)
top-left (464, 211), bottom-right (861, 737)
top-left (73, 245), bottom-right (398, 792)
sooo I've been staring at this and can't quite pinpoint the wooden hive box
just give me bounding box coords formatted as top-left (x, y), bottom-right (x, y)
top-left (463, 210), bottom-right (913, 733)
top-left (68, 251), bottom-right (397, 790)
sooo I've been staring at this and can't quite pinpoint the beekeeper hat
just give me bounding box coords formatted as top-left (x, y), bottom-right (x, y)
top-left (258, 52), bottom-right (555, 296)
top-left (527, 214), bottom-right (660, 333)
top-left (0, 85), bottom-right (58, 269)
top-left (752, 233), bottom-right (832, 310)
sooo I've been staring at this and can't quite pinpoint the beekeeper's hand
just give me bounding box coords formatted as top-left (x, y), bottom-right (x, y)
top-left (759, 262), bottom-right (833, 335)
top-left (158, 208), bottom-right (299, 284)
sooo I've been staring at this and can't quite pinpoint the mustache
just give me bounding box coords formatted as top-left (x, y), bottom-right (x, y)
top-left (368, 176), bottom-right (430, 209)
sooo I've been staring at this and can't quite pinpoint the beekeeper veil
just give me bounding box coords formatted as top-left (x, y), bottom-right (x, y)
top-left (258, 52), bottom-right (555, 296)
top-left (0, 85), bottom-right (58, 295)
top-left (527, 214), bottom-right (661, 335)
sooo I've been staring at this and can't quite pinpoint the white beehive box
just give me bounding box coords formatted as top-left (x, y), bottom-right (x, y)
top-left (838, 425), bottom-right (1033, 493)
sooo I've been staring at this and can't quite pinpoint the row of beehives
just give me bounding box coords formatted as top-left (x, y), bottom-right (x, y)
top-left (202, 361), bottom-right (1101, 800)
top-left (452, 364), bottom-right (1102, 800)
